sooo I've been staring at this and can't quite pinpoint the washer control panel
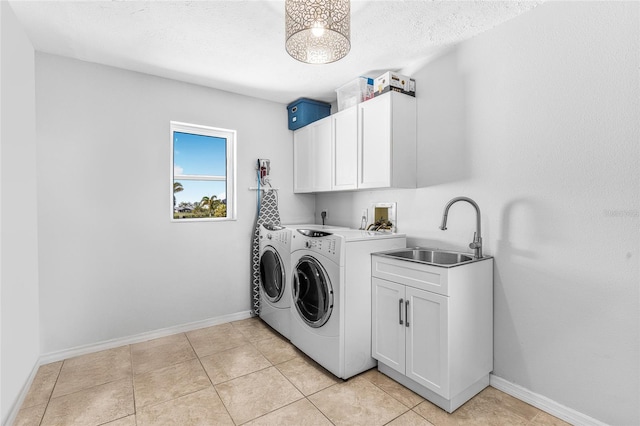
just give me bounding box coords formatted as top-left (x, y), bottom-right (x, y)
top-left (297, 229), bottom-right (332, 238)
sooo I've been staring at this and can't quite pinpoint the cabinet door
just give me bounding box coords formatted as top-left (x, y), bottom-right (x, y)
top-left (371, 277), bottom-right (405, 374)
top-left (293, 118), bottom-right (331, 193)
top-left (358, 94), bottom-right (391, 189)
top-left (311, 117), bottom-right (332, 192)
top-left (405, 287), bottom-right (449, 398)
top-left (293, 125), bottom-right (313, 193)
top-left (332, 106), bottom-right (358, 190)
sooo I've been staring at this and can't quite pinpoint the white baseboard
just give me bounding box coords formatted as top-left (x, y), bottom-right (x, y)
top-left (490, 374), bottom-right (608, 426)
top-left (3, 360), bottom-right (40, 426)
top-left (39, 310), bottom-right (253, 365)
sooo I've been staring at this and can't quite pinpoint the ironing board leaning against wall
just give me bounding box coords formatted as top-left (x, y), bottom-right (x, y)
top-left (251, 189), bottom-right (281, 315)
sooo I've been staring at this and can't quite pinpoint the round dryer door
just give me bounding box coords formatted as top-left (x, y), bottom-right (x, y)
top-left (293, 256), bottom-right (334, 328)
top-left (259, 247), bottom-right (285, 303)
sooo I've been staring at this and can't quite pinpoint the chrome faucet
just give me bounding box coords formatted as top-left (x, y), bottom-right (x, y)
top-left (440, 196), bottom-right (483, 259)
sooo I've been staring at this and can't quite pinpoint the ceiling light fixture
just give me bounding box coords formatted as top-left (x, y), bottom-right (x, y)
top-left (285, 0), bottom-right (351, 64)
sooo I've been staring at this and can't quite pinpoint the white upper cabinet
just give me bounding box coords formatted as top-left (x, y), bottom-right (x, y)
top-left (293, 123), bottom-right (313, 193)
top-left (358, 92), bottom-right (417, 189)
top-left (332, 106), bottom-right (358, 190)
top-left (293, 115), bottom-right (332, 193)
top-left (293, 91), bottom-right (416, 193)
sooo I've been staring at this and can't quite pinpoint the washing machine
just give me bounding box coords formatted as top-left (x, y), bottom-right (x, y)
top-left (289, 228), bottom-right (406, 379)
top-left (258, 223), bottom-right (292, 339)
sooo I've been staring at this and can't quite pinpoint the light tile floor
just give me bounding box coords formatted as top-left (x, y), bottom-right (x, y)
top-left (14, 317), bottom-right (570, 426)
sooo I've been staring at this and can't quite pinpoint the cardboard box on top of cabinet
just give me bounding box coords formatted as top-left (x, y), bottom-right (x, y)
top-left (374, 72), bottom-right (416, 97)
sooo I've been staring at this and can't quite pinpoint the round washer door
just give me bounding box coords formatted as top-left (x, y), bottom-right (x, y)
top-left (259, 247), bottom-right (285, 303)
top-left (293, 255), bottom-right (334, 328)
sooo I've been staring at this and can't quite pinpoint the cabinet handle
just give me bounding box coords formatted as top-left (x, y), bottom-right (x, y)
top-left (398, 298), bottom-right (404, 325)
top-left (405, 299), bottom-right (410, 327)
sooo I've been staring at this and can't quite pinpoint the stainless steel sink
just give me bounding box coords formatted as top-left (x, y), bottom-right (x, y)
top-left (375, 248), bottom-right (484, 267)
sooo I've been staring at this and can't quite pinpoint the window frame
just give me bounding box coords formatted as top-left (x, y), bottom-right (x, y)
top-left (170, 121), bottom-right (237, 222)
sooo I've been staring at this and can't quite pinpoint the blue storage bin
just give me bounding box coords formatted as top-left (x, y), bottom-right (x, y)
top-left (287, 98), bottom-right (331, 130)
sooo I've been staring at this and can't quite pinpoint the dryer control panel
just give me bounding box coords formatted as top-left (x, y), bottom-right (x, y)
top-left (259, 224), bottom-right (290, 247)
top-left (262, 231), bottom-right (289, 245)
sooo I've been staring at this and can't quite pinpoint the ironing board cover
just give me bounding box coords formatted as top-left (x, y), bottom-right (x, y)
top-left (251, 190), bottom-right (281, 315)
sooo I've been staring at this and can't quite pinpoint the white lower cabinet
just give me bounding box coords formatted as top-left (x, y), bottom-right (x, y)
top-left (372, 278), bottom-right (449, 397)
top-left (406, 286), bottom-right (449, 396)
top-left (371, 255), bottom-right (493, 413)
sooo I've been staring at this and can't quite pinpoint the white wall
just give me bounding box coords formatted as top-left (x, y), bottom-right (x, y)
top-left (35, 53), bottom-right (313, 354)
top-left (0, 2), bottom-right (40, 423)
top-left (316, 2), bottom-right (639, 425)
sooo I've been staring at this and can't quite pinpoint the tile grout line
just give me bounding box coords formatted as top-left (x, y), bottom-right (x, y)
top-left (225, 319), bottom-right (297, 423)
top-left (208, 318), bottom-right (326, 424)
top-left (349, 374), bottom-right (414, 423)
top-left (186, 330), bottom-right (238, 425)
top-left (37, 360), bottom-right (65, 426)
top-left (235, 397), bottom-right (303, 426)
top-left (479, 387), bottom-right (545, 424)
top-left (133, 334), bottom-right (207, 407)
top-left (305, 390), bottom-right (338, 425)
top-left (95, 412), bottom-right (134, 426)
top-left (247, 317), bottom-right (339, 424)
top-left (243, 361), bottom-right (338, 426)
top-left (249, 318), bottom-right (408, 424)
top-left (526, 410), bottom-right (544, 425)
top-left (41, 376), bottom-right (134, 402)
top-left (359, 372), bottom-right (418, 411)
top-left (128, 343), bottom-right (137, 421)
top-left (382, 412), bottom-right (406, 426)
top-left (255, 330), bottom-right (338, 424)
top-left (271, 345), bottom-right (343, 426)
top-left (196, 342), bottom-right (275, 386)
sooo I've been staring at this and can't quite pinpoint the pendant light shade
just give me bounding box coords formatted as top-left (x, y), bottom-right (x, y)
top-left (285, 0), bottom-right (351, 64)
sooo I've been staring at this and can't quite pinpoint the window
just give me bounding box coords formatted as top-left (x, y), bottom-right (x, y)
top-left (171, 121), bottom-right (236, 221)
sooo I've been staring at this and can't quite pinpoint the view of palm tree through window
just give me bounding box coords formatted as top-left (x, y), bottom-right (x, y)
top-left (173, 131), bottom-right (228, 219)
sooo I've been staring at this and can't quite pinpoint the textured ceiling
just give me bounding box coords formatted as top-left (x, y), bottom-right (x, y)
top-left (9, 0), bottom-right (541, 104)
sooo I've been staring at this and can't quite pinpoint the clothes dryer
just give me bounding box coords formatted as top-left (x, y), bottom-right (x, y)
top-left (258, 224), bottom-right (292, 339)
top-left (289, 229), bottom-right (406, 379)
